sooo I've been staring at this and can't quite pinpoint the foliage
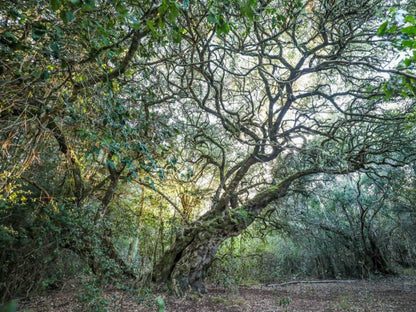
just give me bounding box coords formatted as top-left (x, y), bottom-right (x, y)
top-left (0, 196), bottom-right (81, 300)
top-left (377, 5), bottom-right (416, 109)
top-left (0, 0), bottom-right (182, 301)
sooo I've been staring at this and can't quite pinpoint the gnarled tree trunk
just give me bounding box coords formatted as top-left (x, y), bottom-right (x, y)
top-left (152, 211), bottom-right (248, 295)
top-left (152, 169), bottom-right (318, 295)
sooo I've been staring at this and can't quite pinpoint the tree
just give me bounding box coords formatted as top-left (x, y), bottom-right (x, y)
top-left (150, 0), bottom-right (416, 294)
top-left (0, 0), bottom-right (183, 298)
top-left (1, 0), bottom-right (416, 299)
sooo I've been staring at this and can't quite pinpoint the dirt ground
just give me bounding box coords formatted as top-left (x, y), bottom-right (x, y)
top-left (18, 276), bottom-right (416, 311)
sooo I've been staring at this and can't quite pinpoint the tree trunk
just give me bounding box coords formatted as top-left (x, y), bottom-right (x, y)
top-left (165, 234), bottom-right (223, 295)
top-left (152, 168), bottom-right (322, 295)
top-left (152, 208), bottom-right (252, 295)
top-left (152, 228), bottom-right (229, 294)
top-left (368, 234), bottom-right (394, 275)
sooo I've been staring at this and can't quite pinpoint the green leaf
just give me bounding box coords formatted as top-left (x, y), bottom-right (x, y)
top-left (52, 25), bottom-right (63, 38)
top-left (2, 31), bottom-right (18, 44)
top-left (401, 40), bottom-right (415, 48)
top-left (207, 12), bottom-right (217, 24)
top-left (158, 0), bottom-right (169, 15)
top-left (157, 296), bottom-right (165, 312)
top-left (50, 0), bottom-right (61, 11)
top-left (167, 3), bottom-right (179, 22)
top-left (146, 19), bottom-right (156, 32)
top-left (60, 10), bottom-right (75, 23)
top-left (399, 91), bottom-right (408, 98)
top-left (404, 58), bottom-right (412, 67)
top-left (377, 21), bottom-right (389, 36)
top-left (8, 8), bottom-right (21, 19)
top-left (32, 27), bottom-right (47, 41)
top-left (50, 42), bottom-right (61, 58)
top-left (106, 160), bottom-right (116, 169)
top-left (241, 2), bottom-right (255, 21)
top-left (241, 0), bottom-right (258, 21)
top-left (382, 83), bottom-right (394, 100)
top-left (123, 176), bottom-right (132, 183)
top-left (66, 11), bottom-right (75, 22)
top-left (84, 0), bottom-right (95, 9)
top-left (401, 26), bottom-right (416, 35)
top-left (158, 169), bottom-right (165, 181)
top-left (387, 25), bottom-right (397, 34)
top-left (116, 3), bottom-right (128, 17)
top-left (389, 7), bottom-right (397, 14)
top-left (216, 16), bottom-right (230, 35)
top-left (404, 15), bottom-right (416, 25)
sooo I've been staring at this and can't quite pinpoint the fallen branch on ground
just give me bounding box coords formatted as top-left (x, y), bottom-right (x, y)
top-left (266, 280), bottom-right (360, 287)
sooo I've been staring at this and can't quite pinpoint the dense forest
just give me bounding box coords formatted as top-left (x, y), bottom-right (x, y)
top-left (1, 0), bottom-right (416, 308)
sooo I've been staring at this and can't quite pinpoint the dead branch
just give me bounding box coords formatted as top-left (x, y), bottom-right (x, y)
top-left (266, 279), bottom-right (360, 287)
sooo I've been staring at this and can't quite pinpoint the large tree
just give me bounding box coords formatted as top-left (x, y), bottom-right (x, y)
top-left (150, 0), bottom-right (416, 294)
top-left (1, 0), bottom-right (416, 298)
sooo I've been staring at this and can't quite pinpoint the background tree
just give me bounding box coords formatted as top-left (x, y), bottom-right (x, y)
top-left (273, 168), bottom-right (416, 277)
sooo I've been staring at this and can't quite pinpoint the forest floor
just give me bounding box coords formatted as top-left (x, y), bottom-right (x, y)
top-left (18, 276), bottom-right (416, 312)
